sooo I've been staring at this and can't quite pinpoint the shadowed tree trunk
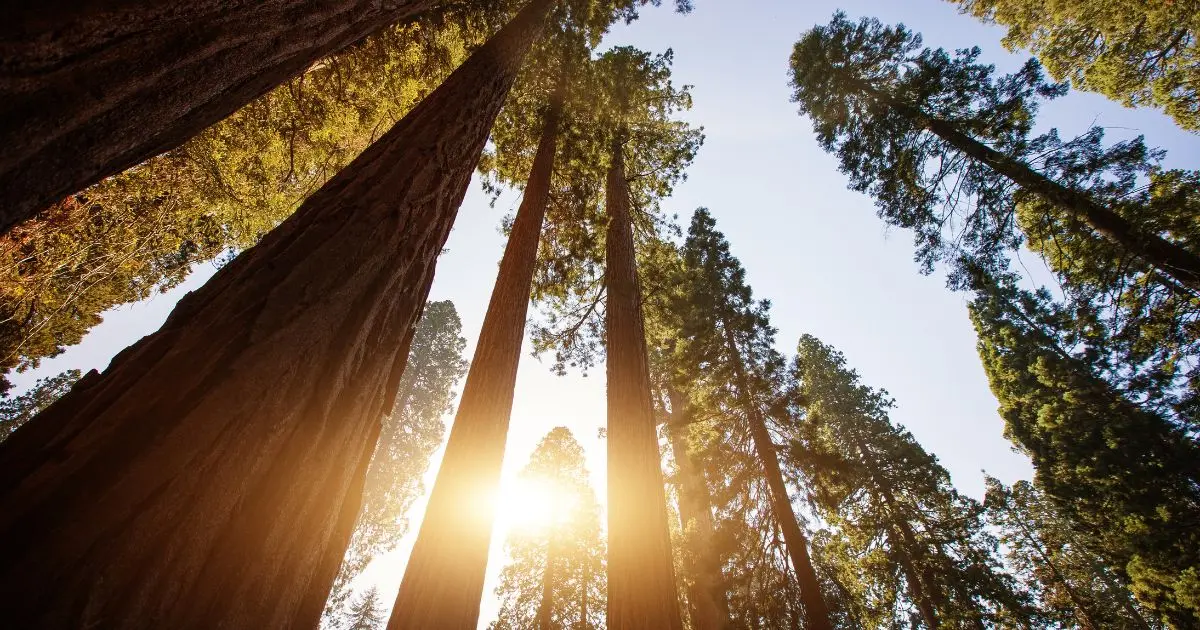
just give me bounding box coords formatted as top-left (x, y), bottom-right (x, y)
top-left (604, 137), bottom-right (685, 630)
top-left (0, 0), bottom-right (442, 235)
top-left (538, 536), bottom-right (559, 630)
top-left (722, 328), bottom-right (833, 630)
top-left (664, 383), bottom-right (730, 630)
top-left (388, 65), bottom-right (562, 630)
top-left (0, 2), bottom-right (549, 627)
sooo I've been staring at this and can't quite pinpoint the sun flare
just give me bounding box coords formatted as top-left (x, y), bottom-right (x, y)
top-left (492, 477), bottom-right (576, 534)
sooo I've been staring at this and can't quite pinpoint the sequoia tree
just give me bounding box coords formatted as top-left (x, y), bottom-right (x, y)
top-left (0, 0), bottom-right (466, 233)
top-left (0, 1), bottom-right (552, 627)
top-left (951, 0), bottom-right (1200, 132)
top-left (789, 13), bottom-right (1200, 293)
top-left (969, 270), bottom-right (1200, 624)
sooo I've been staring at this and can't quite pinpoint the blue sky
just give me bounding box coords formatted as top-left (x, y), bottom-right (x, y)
top-left (10, 0), bottom-right (1199, 626)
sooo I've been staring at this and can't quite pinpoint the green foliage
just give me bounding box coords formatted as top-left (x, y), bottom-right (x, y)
top-left (952, 0), bottom-right (1200, 132)
top-left (984, 477), bottom-right (1164, 628)
top-left (0, 18), bottom-right (474, 393)
top-left (528, 46), bottom-right (701, 374)
top-left (787, 335), bottom-right (1036, 628)
top-left (0, 369), bottom-right (80, 442)
top-left (970, 272), bottom-right (1200, 625)
top-left (322, 301), bottom-right (468, 624)
top-left (488, 427), bottom-right (606, 630)
top-left (789, 11), bottom-right (1200, 432)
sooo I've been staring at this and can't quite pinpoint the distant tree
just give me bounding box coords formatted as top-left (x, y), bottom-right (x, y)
top-left (984, 477), bottom-right (1163, 629)
top-left (969, 271), bottom-right (1200, 625)
top-left (0, 370), bottom-right (80, 442)
top-left (488, 428), bottom-right (606, 630)
top-left (950, 0), bottom-right (1200, 132)
top-left (787, 335), bottom-right (1037, 628)
top-left (343, 586), bottom-right (387, 630)
top-left (0, 2), bottom-right (553, 627)
top-left (321, 301), bottom-right (468, 624)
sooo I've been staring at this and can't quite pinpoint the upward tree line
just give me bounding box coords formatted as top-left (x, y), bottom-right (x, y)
top-left (0, 0), bottom-right (1196, 628)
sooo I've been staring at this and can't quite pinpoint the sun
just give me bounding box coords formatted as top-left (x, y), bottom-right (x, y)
top-left (491, 476), bottom-right (575, 534)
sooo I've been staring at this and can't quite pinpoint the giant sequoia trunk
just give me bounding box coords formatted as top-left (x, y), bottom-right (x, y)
top-left (0, 2), bottom-right (549, 627)
top-left (0, 0), bottom-right (442, 234)
top-left (604, 138), bottom-right (685, 630)
top-left (665, 384), bottom-right (731, 630)
top-left (723, 329), bottom-right (833, 630)
top-left (389, 72), bottom-right (562, 630)
top-left (864, 87), bottom-right (1200, 294)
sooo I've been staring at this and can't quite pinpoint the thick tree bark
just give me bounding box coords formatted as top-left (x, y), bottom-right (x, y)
top-left (387, 57), bottom-right (560, 630)
top-left (664, 383), bottom-right (731, 630)
top-left (604, 138), bottom-right (685, 630)
top-left (865, 87), bottom-right (1200, 294)
top-left (0, 2), bottom-right (548, 628)
top-left (0, 0), bottom-right (442, 235)
top-left (723, 328), bottom-right (833, 630)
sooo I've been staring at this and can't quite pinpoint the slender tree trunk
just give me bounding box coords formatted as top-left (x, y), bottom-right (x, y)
top-left (580, 557), bottom-right (590, 630)
top-left (888, 529), bottom-right (942, 629)
top-left (664, 383), bottom-right (731, 630)
top-left (538, 535), bottom-right (559, 630)
top-left (604, 137), bottom-right (685, 630)
top-left (387, 47), bottom-right (561, 630)
top-left (0, 2), bottom-right (548, 628)
top-left (865, 86), bottom-right (1200, 293)
top-left (0, 0), bottom-right (447, 235)
top-left (1004, 509), bottom-right (1105, 630)
top-left (722, 327), bottom-right (833, 630)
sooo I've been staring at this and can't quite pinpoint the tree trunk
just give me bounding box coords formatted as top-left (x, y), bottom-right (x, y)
top-left (888, 529), bottom-right (942, 629)
top-left (722, 328), bottom-right (833, 630)
top-left (538, 536), bottom-right (559, 630)
top-left (664, 383), bottom-right (731, 630)
top-left (604, 137), bottom-right (685, 630)
top-left (1005, 508), bottom-right (1105, 630)
top-left (387, 53), bottom-right (561, 630)
top-left (580, 556), bottom-right (590, 630)
top-left (0, 0), bottom-right (443, 235)
top-left (0, 2), bottom-right (548, 628)
top-left (867, 87), bottom-right (1200, 294)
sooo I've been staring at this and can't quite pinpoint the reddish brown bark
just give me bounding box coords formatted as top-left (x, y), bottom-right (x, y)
top-left (664, 384), bottom-right (731, 630)
top-left (723, 329), bottom-right (833, 630)
top-left (604, 138), bottom-right (685, 630)
top-left (0, 0), bottom-right (441, 234)
top-left (0, 2), bottom-right (548, 627)
top-left (388, 66), bottom-right (561, 630)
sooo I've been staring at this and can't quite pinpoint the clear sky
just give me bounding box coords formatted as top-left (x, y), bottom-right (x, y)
top-left (9, 0), bottom-right (1199, 627)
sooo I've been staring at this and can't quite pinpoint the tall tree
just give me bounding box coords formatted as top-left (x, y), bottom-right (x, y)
top-left (984, 477), bottom-right (1162, 629)
top-left (969, 271), bottom-right (1200, 625)
top-left (321, 301), bottom-right (468, 623)
top-left (390, 3), bottom-right (687, 628)
top-left (0, 369), bottom-right (80, 442)
top-left (343, 586), bottom-right (387, 630)
top-left (0, 1), bottom-right (552, 627)
top-left (0, 19), bottom-right (472, 394)
top-left (787, 335), bottom-right (1036, 629)
top-left (788, 13), bottom-right (1200, 293)
top-left (488, 427), bottom-right (606, 630)
top-left (950, 0), bottom-right (1200, 132)
top-left (668, 208), bottom-right (833, 630)
top-left (0, 0), bottom-right (462, 233)
top-left (593, 46), bottom-right (700, 630)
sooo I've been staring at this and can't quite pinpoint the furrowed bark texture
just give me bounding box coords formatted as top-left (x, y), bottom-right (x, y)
top-left (723, 330), bottom-right (832, 630)
top-left (665, 384), bottom-right (731, 630)
top-left (0, 0), bottom-right (439, 234)
top-left (0, 2), bottom-right (547, 627)
top-left (389, 66), bottom-right (560, 630)
top-left (866, 87), bottom-right (1200, 294)
top-left (605, 140), bottom-right (685, 630)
